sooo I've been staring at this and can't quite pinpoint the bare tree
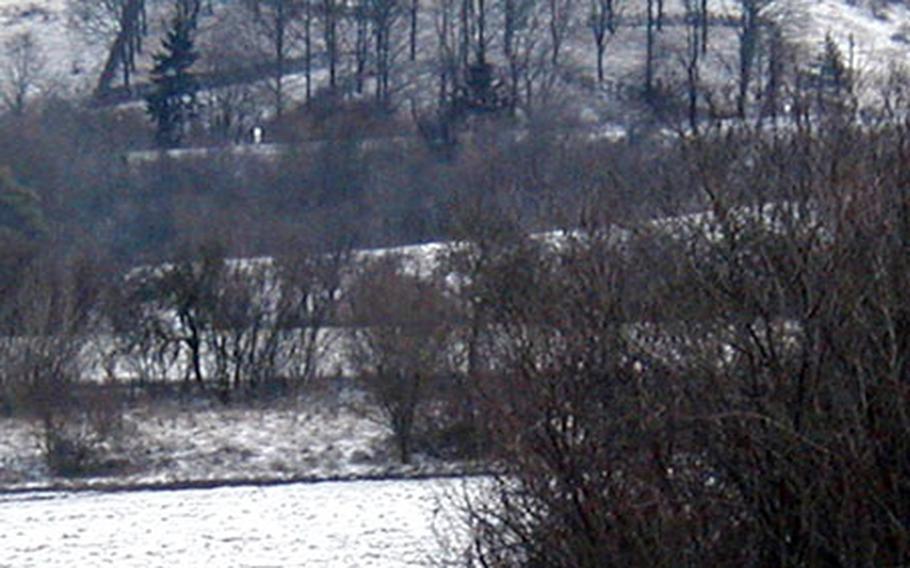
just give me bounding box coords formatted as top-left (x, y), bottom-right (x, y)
top-left (302, 0), bottom-right (314, 102)
top-left (124, 242), bottom-right (224, 389)
top-left (241, 0), bottom-right (304, 117)
top-left (273, 245), bottom-right (348, 388)
top-left (204, 260), bottom-right (282, 398)
top-left (346, 255), bottom-right (454, 464)
top-left (501, 0), bottom-right (543, 110)
top-left (546, 0), bottom-right (574, 68)
top-left (681, 0), bottom-right (702, 132)
top-left (408, 0), bottom-right (420, 62)
top-left (197, 83), bottom-right (260, 144)
top-left (198, 14), bottom-right (264, 142)
top-left (759, 21), bottom-right (787, 124)
top-left (645, 0), bottom-right (657, 98)
top-left (320, 0), bottom-right (341, 92)
top-left (735, 0), bottom-right (773, 119)
top-left (654, 120), bottom-right (910, 565)
top-left (700, 0), bottom-right (709, 53)
top-left (0, 33), bottom-right (47, 115)
top-left (589, 0), bottom-right (621, 84)
top-left (115, 235), bottom-right (346, 399)
top-left (1, 251), bottom-right (127, 477)
top-left (68, 0), bottom-right (148, 92)
top-left (455, 218), bottom-right (689, 566)
top-left (461, 0), bottom-right (489, 66)
top-left (352, 0), bottom-right (370, 94)
top-left (369, 0), bottom-right (404, 104)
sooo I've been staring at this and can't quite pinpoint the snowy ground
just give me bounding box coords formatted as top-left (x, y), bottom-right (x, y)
top-left (0, 477), bottom-right (478, 567)
top-left (0, 0), bottom-right (102, 98)
top-left (0, 389), bottom-right (483, 566)
top-left (0, 395), bottom-right (470, 492)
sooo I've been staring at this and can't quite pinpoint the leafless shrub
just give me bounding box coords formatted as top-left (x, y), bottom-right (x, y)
top-left (0, 252), bottom-right (130, 477)
top-left (0, 32), bottom-right (48, 115)
top-left (454, 110), bottom-right (910, 566)
top-left (114, 238), bottom-right (346, 401)
top-left (345, 254), bottom-right (457, 464)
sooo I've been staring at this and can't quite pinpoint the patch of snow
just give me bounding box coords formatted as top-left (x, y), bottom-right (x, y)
top-left (0, 477), bottom-right (477, 567)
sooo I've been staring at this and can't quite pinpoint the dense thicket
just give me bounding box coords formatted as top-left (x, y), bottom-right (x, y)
top-left (450, 109), bottom-right (910, 567)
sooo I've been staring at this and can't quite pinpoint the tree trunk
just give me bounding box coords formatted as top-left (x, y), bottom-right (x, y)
top-left (323, 0), bottom-right (337, 92)
top-left (355, 2), bottom-right (367, 94)
top-left (304, 0), bottom-right (312, 103)
top-left (645, 0), bottom-right (655, 98)
top-left (701, 0), bottom-right (709, 54)
top-left (737, 4), bottom-right (758, 119)
top-left (274, 3), bottom-right (285, 117)
top-left (410, 0), bottom-right (419, 61)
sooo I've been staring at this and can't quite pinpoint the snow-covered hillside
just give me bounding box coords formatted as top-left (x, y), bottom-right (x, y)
top-left (0, 0), bottom-right (907, 111)
top-left (806, 0), bottom-right (910, 77)
top-left (0, 0), bottom-right (101, 97)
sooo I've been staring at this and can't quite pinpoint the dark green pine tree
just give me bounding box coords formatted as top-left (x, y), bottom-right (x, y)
top-left (0, 166), bottom-right (46, 304)
top-left (146, 2), bottom-right (199, 148)
top-left (809, 33), bottom-right (854, 116)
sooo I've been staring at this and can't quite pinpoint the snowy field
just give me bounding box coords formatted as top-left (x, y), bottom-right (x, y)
top-left (0, 477), bottom-right (476, 567)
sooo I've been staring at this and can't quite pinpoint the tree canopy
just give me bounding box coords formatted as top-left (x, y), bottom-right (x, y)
top-left (146, 2), bottom-right (199, 148)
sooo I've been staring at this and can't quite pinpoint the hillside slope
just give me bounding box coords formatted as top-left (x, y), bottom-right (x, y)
top-left (0, 0), bottom-right (906, 116)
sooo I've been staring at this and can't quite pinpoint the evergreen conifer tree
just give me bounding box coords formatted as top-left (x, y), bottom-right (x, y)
top-left (0, 166), bottom-right (45, 300)
top-left (808, 33), bottom-right (854, 116)
top-left (146, 2), bottom-right (199, 148)
top-left (0, 167), bottom-right (45, 241)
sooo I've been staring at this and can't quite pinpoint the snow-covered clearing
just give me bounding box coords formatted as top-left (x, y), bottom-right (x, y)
top-left (0, 396), bottom-right (470, 492)
top-left (0, 476), bottom-right (477, 567)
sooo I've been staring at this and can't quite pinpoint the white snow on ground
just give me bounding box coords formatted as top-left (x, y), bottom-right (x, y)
top-left (0, 417), bottom-right (41, 485)
top-left (129, 402), bottom-right (387, 483)
top-left (0, 0), bottom-right (102, 97)
top-left (805, 0), bottom-right (910, 77)
top-left (0, 477), bottom-right (478, 567)
top-left (0, 397), bottom-right (469, 492)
